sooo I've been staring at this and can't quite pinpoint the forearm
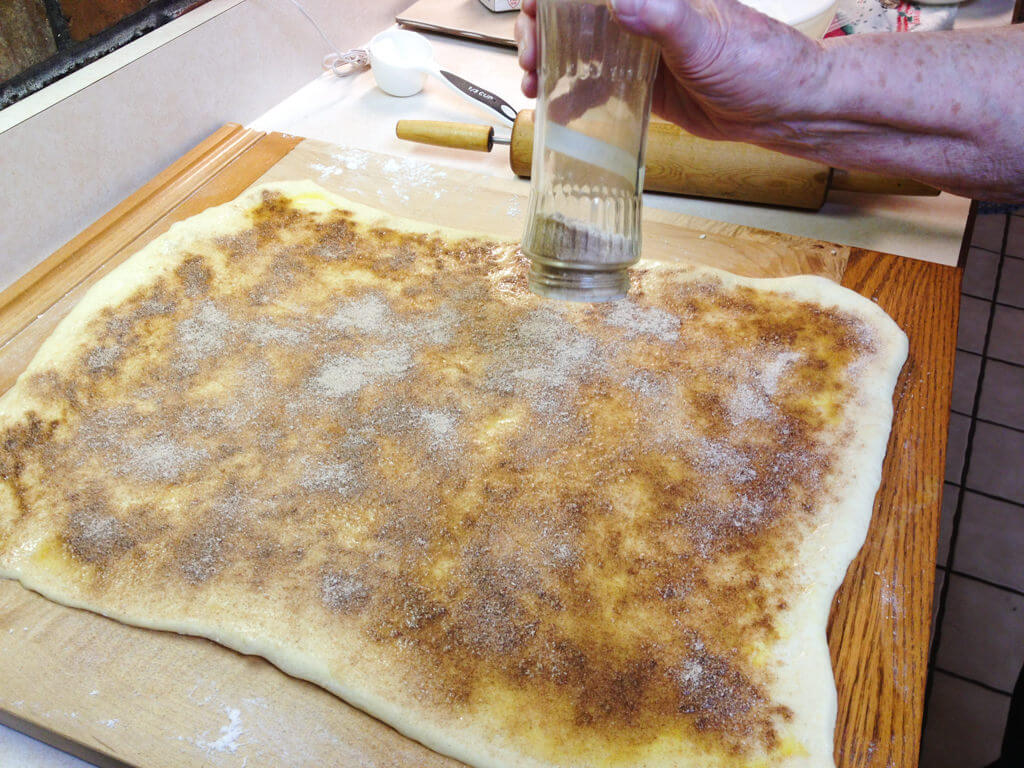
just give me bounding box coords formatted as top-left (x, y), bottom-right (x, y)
top-left (520, 0), bottom-right (1024, 200)
top-left (754, 27), bottom-right (1024, 201)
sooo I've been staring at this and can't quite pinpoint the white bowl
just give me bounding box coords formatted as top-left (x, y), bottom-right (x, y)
top-left (368, 28), bottom-right (433, 97)
top-left (740, 0), bottom-right (839, 38)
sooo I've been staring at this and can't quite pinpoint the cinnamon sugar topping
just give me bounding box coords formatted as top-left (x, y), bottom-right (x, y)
top-left (0, 189), bottom-right (885, 765)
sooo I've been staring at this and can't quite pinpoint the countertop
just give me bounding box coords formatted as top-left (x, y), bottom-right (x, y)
top-left (246, 1), bottom-right (1011, 267)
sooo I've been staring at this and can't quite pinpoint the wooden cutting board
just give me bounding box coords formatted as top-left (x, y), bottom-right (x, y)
top-left (0, 123), bottom-right (958, 768)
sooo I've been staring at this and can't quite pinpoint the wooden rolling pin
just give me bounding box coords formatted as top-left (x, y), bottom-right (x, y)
top-left (396, 111), bottom-right (939, 210)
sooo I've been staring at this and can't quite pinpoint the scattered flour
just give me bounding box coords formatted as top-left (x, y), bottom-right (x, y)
top-left (173, 683), bottom-right (381, 766)
top-left (879, 579), bottom-right (902, 620)
top-left (334, 148), bottom-right (370, 171)
top-left (196, 706), bottom-right (245, 754)
top-left (310, 162), bottom-right (345, 180)
top-left (310, 149), bottom-right (371, 180)
top-left (380, 156), bottom-right (447, 201)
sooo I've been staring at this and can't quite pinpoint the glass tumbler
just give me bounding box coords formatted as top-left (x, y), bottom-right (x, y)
top-left (522, 0), bottom-right (660, 302)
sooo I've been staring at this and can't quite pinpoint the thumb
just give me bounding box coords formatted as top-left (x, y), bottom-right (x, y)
top-left (608, 0), bottom-right (727, 78)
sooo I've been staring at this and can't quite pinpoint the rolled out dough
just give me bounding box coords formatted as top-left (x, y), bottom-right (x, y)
top-left (0, 181), bottom-right (908, 767)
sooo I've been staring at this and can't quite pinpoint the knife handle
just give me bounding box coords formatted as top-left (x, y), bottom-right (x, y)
top-left (437, 70), bottom-right (519, 127)
top-left (396, 120), bottom-right (495, 152)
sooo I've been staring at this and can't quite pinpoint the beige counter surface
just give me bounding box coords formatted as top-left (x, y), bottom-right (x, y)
top-left (248, 17), bottom-right (1014, 267)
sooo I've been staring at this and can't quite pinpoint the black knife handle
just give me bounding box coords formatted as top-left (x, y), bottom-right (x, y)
top-left (439, 70), bottom-right (518, 125)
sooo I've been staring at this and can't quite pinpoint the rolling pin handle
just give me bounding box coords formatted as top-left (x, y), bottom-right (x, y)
top-left (395, 120), bottom-right (495, 153)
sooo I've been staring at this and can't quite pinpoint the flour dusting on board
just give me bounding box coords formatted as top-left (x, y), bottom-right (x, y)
top-left (174, 679), bottom-right (394, 766)
top-left (310, 162), bottom-right (345, 180)
top-left (381, 156), bottom-right (447, 201)
top-left (333, 148), bottom-right (370, 171)
top-left (879, 577), bottom-right (903, 621)
top-left (303, 146), bottom-right (448, 204)
top-left (196, 706), bottom-right (245, 754)
top-left (311, 149), bottom-right (371, 180)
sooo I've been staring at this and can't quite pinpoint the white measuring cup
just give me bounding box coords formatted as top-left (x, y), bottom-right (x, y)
top-left (368, 28), bottom-right (518, 126)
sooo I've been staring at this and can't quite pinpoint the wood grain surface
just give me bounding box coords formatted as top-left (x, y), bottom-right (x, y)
top-left (0, 124), bottom-right (957, 768)
top-left (830, 252), bottom-right (959, 768)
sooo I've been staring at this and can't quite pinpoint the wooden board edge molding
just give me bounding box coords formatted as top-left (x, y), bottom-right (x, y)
top-left (830, 249), bottom-right (961, 768)
top-left (0, 124), bottom-right (302, 351)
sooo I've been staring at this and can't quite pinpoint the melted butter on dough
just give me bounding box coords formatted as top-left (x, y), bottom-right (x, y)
top-left (0, 185), bottom-right (904, 768)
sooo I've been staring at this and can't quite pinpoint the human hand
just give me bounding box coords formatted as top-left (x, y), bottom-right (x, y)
top-left (514, 0), bottom-right (828, 146)
top-left (517, 1), bottom-right (1024, 201)
top-left (514, 0), bottom-right (541, 100)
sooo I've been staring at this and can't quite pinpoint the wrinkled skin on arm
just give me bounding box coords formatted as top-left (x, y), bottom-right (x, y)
top-left (515, 0), bottom-right (1024, 202)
